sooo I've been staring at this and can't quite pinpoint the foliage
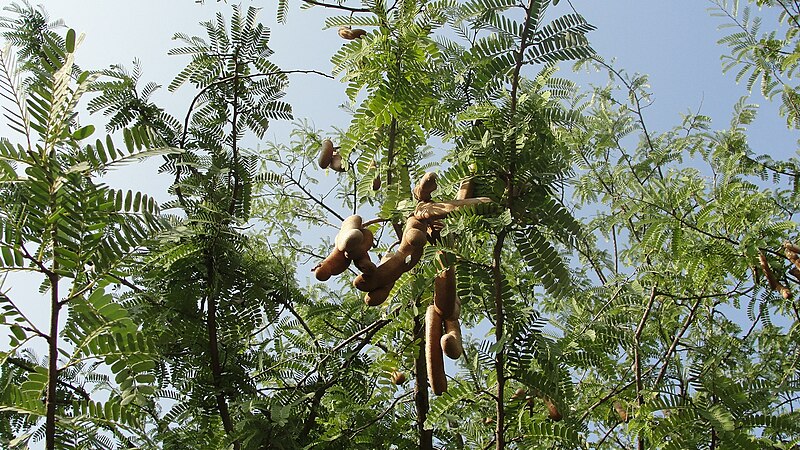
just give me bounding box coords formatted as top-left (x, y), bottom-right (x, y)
top-left (1, 0), bottom-right (799, 449)
top-left (0, 3), bottom-right (175, 448)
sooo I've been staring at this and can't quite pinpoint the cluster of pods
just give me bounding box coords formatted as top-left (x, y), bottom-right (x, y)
top-left (313, 143), bottom-right (490, 394)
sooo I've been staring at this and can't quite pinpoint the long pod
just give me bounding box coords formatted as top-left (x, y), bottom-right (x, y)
top-left (433, 266), bottom-right (457, 319)
top-left (426, 305), bottom-right (447, 395)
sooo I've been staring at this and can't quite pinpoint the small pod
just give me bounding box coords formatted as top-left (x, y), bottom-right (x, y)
top-left (391, 370), bottom-right (407, 385)
top-left (433, 266), bottom-right (457, 319)
top-left (318, 139), bottom-right (334, 169)
top-left (413, 172), bottom-right (438, 202)
top-left (613, 400), bottom-right (629, 423)
top-left (372, 175), bottom-right (381, 191)
top-left (425, 305), bottom-right (447, 395)
top-left (330, 153), bottom-right (345, 172)
top-left (338, 26), bottom-right (367, 40)
top-left (544, 397), bottom-right (562, 421)
top-left (314, 248), bottom-right (350, 281)
top-left (440, 318), bottom-right (463, 359)
top-left (456, 179), bottom-right (474, 200)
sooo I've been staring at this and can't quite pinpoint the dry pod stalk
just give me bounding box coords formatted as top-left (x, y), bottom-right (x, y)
top-left (785, 241), bottom-right (800, 271)
top-left (425, 305), bottom-right (447, 395)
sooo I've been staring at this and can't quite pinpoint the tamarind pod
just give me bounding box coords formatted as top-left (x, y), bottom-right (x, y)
top-left (413, 172), bottom-right (438, 202)
top-left (318, 139), bottom-right (334, 168)
top-left (613, 400), bottom-right (629, 423)
top-left (456, 179), bottom-right (474, 200)
top-left (451, 296), bottom-right (461, 319)
top-left (330, 153), bottom-right (345, 172)
top-left (336, 228), bottom-right (364, 254)
top-left (543, 397), bottom-right (562, 421)
top-left (785, 243), bottom-right (800, 271)
top-left (414, 197), bottom-right (493, 220)
top-left (400, 242), bottom-right (424, 267)
top-left (365, 282), bottom-right (394, 306)
top-left (314, 248), bottom-right (350, 281)
top-left (405, 216), bottom-right (427, 232)
top-left (402, 227), bottom-right (428, 249)
top-left (785, 241), bottom-right (800, 254)
top-left (425, 305), bottom-right (447, 395)
top-left (347, 227), bottom-right (374, 260)
top-left (433, 266), bottom-right (457, 319)
top-left (372, 175), bottom-right (381, 191)
top-left (334, 214), bottom-right (363, 253)
top-left (511, 388), bottom-right (526, 401)
top-left (353, 254), bottom-right (377, 275)
top-left (759, 250), bottom-right (791, 298)
top-left (790, 266), bottom-right (800, 280)
top-left (338, 26), bottom-right (366, 39)
top-left (353, 252), bottom-right (404, 292)
top-left (440, 318), bottom-right (463, 359)
top-left (390, 370), bottom-right (407, 385)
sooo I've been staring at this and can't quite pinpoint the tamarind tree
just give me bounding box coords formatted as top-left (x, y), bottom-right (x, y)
top-left (1, 0), bottom-right (799, 449)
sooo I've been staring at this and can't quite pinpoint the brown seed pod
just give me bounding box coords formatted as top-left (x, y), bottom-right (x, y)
top-left (405, 216), bottom-right (427, 232)
top-left (372, 175), bottom-right (381, 191)
top-left (353, 251), bottom-right (406, 292)
top-left (785, 241), bottom-right (800, 254)
top-left (433, 266), bottom-right (457, 319)
top-left (413, 172), bottom-right (438, 202)
top-left (338, 26), bottom-right (367, 40)
top-left (365, 282), bottom-right (394, 306)
top-left (390, 370), bottom-right (407, 385)
top-left (759, 250), bottom-right (792, 299)
top-left (613, 400), bottom-right (629, 423)
top-left (543, 397), bottom-right (562, 421)
top-left (785, 241), bottom-right (800, 271)
top-left (401, 227), bottom-right (428, 250)
top-left (336, 229), bottom-right (364, 254)
top-left (347, 227), bottom-right (373, 259)
top-left (314, 248), bottom-right (350, 281)
top-left (511, 388), bottom-right (527, 401)
top-left (330, 153), bottom-right (345, 172)
top-left (426, 305), bottom-right (447, 395)
top-left (456, 179), bottom-right (474, 200)
top-left (414, 197), bottom-right (493, 220)
top-left (440, 318), bottom-right (463, 359)
top-left (318, 139), bottom-right (334, 169)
